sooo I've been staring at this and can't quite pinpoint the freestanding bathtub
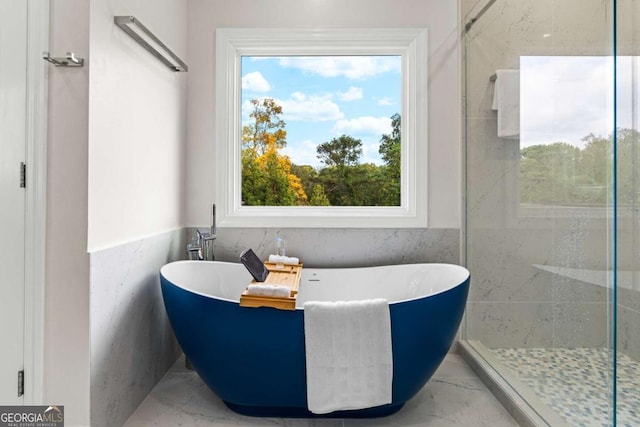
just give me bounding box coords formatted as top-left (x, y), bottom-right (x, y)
top-left (160, 260), bottom-right (470, 418)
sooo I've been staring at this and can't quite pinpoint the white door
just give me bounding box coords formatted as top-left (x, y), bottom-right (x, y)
top-left (0, 0), bottom-right (27, 405)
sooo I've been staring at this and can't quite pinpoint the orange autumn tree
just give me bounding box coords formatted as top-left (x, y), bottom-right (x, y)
top-left (241, 98), bottom-right (307, 205)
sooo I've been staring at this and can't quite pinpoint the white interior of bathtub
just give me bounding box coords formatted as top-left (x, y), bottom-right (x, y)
top-left (161, 261), bottom-right (469, 307)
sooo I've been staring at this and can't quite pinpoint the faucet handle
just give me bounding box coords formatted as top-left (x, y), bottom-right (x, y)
top-left (192, 227), bottom-right (215, 261)
top-left (196, 227), bottom-right (215, 242)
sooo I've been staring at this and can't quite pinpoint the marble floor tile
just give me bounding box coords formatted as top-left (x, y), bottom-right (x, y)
top-left (124, 354), bottom-right (518, 427)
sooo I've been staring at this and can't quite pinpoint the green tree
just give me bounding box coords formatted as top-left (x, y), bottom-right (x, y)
top-left (316, 135), bottom-right (363, 205)
top-left (316, 166), bottom-right (346, 205)
top-left (575, 133), bottom-right (610, 205)
top-left (519, 135), bottom-right (617, 206)
top-left (290, 164), bottom-right (320, 201)
top-left (578, 133), bottom-right (610, 187)
top-left (378, 113), bottom-right (401, 206)
top-left (241, 149), bottom-right (266, 205)
top-left (379, 113), bottom-right (401, 169)
top-left (309, 184), bottom-right (331, 206)
top-left (520, 142), bottom-right (581, 205)
top-left (242, 98), bottom-right (287, 156)
top-left (349, 163), bottom-right (387, 206)
top-left (613, 128), bottom-right (640, 206)
top-left (241, 98), bottom-right (307, 205)
top-left (316, 135), bottom-right (363, 168)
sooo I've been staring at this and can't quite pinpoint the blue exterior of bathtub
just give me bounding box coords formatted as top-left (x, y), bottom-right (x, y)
top-left (160, 268), bottom-right (470, 418)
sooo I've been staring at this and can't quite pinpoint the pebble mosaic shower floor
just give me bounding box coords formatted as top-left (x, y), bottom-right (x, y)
top-left (490, 348), bottom-right (639, 427)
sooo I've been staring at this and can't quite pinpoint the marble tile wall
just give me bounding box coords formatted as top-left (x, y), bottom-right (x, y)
top-left (463, 0), bottom-right (614, 350)
top-left (619, 301), bottom-right (640, 361)
top-left (90, 228), bottom-right (186, 427)
top-left (187, 227), bottom-right (460, 268)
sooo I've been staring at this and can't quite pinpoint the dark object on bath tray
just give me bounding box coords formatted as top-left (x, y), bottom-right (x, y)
top-left (240, 248), bottom-right (269, 282)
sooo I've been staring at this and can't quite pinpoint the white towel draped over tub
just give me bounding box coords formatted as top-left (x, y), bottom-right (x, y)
top-left (303, 298), bottom-right (393, 414)
top-left (491, 69), bottom-right (520, 139)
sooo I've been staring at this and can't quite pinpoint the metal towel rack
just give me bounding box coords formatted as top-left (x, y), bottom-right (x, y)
top-left (114, 15), bottom-right (188, 72)
top-left (42, 52), bottom-right (84, 67)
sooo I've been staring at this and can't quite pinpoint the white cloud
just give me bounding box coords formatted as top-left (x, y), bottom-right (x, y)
top-left (278, 56), bottom-right (400, 80)
top-left (241, 99), bottom-right (254, 122)
top-left (284, 138), bottom-right (383, 167)
top-left (277, 92), bottom-right (344, 122)
top-left (338, 86), bottom-right (363, 102)
top-left (332, 116), bottom-right (392, 137)
top-left (282, 140), bottom-right (321, 167)
top-left (376, 97), bottom-right (394, 106)
top-left (360, 141), bottom-right (383, 165)
top-left (242, 71), bottom-right (271, 92)
top-left (520, 56), bottom-right (614, 148)
top-left (241, 93), bottom-right (343, 124)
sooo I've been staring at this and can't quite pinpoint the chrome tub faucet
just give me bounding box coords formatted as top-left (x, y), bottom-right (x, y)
top-left (187, 204), bottom-right (217, 261)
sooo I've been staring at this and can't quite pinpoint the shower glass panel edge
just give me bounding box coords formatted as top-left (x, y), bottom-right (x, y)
top-left (461, 0), bottom-right (619, 425)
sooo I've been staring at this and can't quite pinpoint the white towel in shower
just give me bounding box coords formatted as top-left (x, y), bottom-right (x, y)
top-left (303, 298), bottom-right (393, 414)
top-left (491, 69), bottom-right (520, 139)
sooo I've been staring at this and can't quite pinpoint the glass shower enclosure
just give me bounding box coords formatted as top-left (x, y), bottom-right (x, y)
top-left (462, 0), bottom-right (639, 425)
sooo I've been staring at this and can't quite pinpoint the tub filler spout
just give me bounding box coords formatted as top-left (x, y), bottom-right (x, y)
top-left (187, 228), bottom-right (216, 261)
top-left (187, 204), bottom-right (217, 261)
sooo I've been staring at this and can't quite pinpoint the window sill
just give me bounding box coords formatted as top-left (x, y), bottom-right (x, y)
top-left (217, 205), bottom-right (427, 228)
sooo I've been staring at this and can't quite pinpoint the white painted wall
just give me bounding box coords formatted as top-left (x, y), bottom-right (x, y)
top-left (46, 1), bottom-right (90, 425)
top-left (45, 0), bottom-right (188, 424)
top-left (185, 0), bottom-right (461, 228)
top-left (87, 0), bottom-right (188, 252)
top-left (44, 2), bottom-right (456, 423)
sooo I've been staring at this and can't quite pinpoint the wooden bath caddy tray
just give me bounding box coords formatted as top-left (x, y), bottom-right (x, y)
top-left (239, 262), bottom-right (303, 310)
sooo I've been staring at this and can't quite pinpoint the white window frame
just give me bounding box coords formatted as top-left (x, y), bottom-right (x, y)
top-left (215, 27), bottom-right (428, 228)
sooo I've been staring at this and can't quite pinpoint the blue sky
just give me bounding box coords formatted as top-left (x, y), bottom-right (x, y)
top-left (241, 56), bottom-right (401, 168)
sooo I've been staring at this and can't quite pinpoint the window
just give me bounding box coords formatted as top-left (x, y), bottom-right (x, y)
top-left (516, 56), bottom-right (619, 218)
top-left (520, 56), bottom-right (613, 209)
top-left (215, 28), bottom-right (428, 227)
top-left (240, 55), bottom-right (401, 208)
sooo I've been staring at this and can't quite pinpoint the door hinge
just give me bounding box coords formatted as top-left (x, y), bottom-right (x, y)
top-left (18, 370), bottom-right (24, 397)
top-left (20, 162), bottom-right (26, 188)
